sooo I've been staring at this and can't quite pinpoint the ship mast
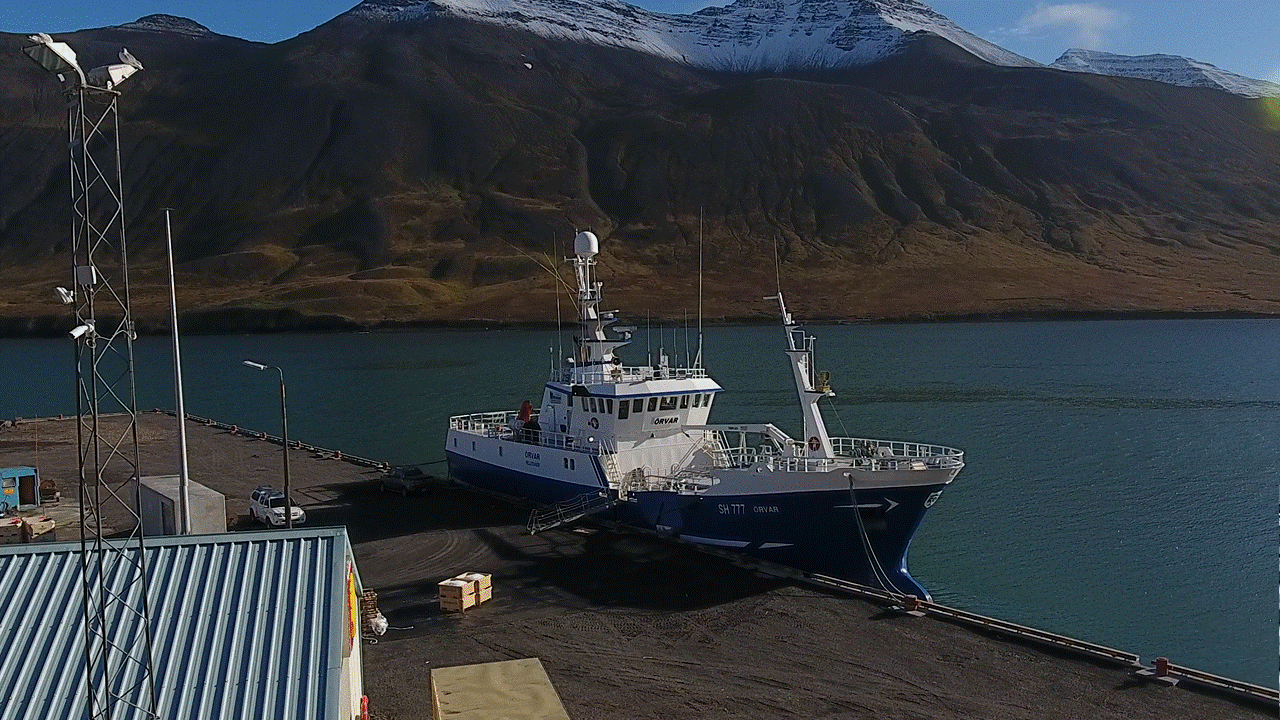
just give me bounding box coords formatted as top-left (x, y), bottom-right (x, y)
top-left (768, 292), bottom-right (834, 457)
top-left (569, 231), bottom-right (630, 383)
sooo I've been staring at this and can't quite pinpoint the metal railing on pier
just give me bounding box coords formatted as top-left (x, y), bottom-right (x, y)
top-left (155, 410), bottom-right (390, 470)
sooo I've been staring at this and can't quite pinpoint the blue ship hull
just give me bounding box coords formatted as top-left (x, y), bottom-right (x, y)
top-left (447, 450), bottom-right (946, 598)
top-left (447, 450), bottom-right (605, 505)
top-left (618, 485), bottom-right (943, 598)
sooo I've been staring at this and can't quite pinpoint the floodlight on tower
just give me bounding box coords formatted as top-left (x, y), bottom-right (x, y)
top-left (22, 32), bottom-right (85, 86)
top-left (87, 48), bottom-right (143, 90)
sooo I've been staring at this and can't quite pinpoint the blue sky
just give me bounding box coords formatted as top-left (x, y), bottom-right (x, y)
top-left (2, 1), bottom-right (1276, 81)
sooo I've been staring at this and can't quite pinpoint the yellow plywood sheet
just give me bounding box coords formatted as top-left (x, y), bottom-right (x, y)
top-left (431, 658), bottom-right (570, 720)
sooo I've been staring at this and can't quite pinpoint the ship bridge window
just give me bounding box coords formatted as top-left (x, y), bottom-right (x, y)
top-left (680, 395), bottom-right (690, 409)
top-left (581, 396), bottom-right (588, 411)
top-left (590, 397), bottom-right (599, 413)
top-left (606, 399), bottom-right (613, 413)
top-left (704, 393), bottom-right (713, 406)
top-left (693, 394), bottom-right (702, 407)
top-left (633, 399), bottom-right (643, 412)
top-left (647, 397), bottom-right (657, 412)
top-left (659, 396), bottom-right (678, 411)
top-left (619, 401), bottom-right (629, 419)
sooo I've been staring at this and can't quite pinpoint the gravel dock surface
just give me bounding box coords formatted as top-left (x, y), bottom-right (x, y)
top-left (0, 413), bottom-right (1266, 719)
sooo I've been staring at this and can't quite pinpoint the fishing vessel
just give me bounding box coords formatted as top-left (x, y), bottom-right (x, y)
top-left (446, 232), bottom-right (964, 598)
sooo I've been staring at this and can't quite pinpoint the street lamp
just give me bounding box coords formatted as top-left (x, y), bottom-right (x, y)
top-left (23, 33), bottom-right (142, 91)
top-left (242, 360), bottom-right (292, 528)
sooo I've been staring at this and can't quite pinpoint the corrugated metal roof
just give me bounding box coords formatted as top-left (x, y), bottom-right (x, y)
top-left (0, 527), bottom-right (357, 720)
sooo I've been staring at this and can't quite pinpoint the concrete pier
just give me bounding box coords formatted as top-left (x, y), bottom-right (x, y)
top-left (0, 413), bottom-right (1269, 719)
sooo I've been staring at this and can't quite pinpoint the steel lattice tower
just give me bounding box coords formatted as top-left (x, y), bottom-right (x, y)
top-left (25, 35), bottom-right (160, 720)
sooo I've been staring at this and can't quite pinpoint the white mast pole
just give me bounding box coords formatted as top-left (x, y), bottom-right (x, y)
top-left (164, 208), bottom-right (191, 534)
top-left (696, 207), bottom-right (703, 368)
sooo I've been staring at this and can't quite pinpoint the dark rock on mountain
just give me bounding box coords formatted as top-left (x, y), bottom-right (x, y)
top-left (0, 11), bottom-right (1276, 334)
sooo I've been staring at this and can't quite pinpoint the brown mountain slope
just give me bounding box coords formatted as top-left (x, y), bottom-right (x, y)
top-left (0, 20), bottom-right (1276, 334)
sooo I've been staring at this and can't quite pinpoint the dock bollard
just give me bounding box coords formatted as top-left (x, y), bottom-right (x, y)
top-left (1154, 657), bottom-right (1170, 677)
top-left (903, 595), bottom-right (921, 612)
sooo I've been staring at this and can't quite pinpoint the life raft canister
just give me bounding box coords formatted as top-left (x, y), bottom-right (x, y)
top-left (808, 436), bottom-right (820, 452)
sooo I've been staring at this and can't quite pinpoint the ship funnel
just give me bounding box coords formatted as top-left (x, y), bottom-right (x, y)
top-left (574, 231), bottom-right (599, 258)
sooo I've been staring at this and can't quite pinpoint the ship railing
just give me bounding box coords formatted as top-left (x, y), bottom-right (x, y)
top-left (754, 455), bottom-right (959, 473)
top-left (449, 411), bottom-right (511, 432)
top-left (527, 491), bottom-right (616, 534)
top-left (449, 411), bottom-right (607, 456)
top-left (719, 446), bottom-right (770, 468)
top-left (632, 472), bottom-right (715, 494)
top-left (830, 436), bottom-right (964, 468)
top-left (550, 364), bottom-right (709, 384)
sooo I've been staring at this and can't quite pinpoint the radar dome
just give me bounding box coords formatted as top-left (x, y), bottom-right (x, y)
top-left (574, 231), bottom-right (599, 258)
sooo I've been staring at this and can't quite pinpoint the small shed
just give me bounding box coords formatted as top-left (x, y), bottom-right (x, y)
top-left (0, 467), bottom-right (40, 512)
top-left (138, 474), bottom-right (226, 535)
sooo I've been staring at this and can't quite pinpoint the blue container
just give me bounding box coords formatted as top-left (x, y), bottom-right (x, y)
top-left (0, 467), bottom-right (40, 512)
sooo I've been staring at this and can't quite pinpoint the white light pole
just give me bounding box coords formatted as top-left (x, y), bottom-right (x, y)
top-left (165, 209), bottom-right (191, 534)
top-left (242, 360), bottom-right (291, 528)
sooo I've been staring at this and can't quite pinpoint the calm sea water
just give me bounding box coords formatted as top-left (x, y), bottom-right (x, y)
top-left (2, 319), bottom-right (1276, 687)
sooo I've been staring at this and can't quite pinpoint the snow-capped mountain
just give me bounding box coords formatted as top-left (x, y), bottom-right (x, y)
top-left (1051, 49), bottom-right (1280, 98)
top-left (345, 0), bottom-right (1040, 71)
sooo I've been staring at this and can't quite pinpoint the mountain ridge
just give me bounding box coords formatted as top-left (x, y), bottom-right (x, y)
top-left (340, 0), bottom-right (1040, 70)
top-left (91, 3), bottom-right (1279, 98)
top-left (0, 11), bottom-right (1276, 333)
top-left (1051, 48), bottom-right (1280, 98)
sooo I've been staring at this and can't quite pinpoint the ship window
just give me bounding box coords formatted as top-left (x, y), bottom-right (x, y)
top-left (563, 458), bottom-right (568, 468)
top-left (704, 393), bottom-right (712, 405)
top-left (453, 438), bottom-right (457, 447)
top-left (659, 396), bottom-right (677, 411)
top-left (498, 447), bottom-right (502, 456)
top-left (606, 399), bottom-right (613, 413)
top-left (633, 399), bottom-right (643, 412)
top-left (680, 395), bottom-right (690, 409)
top-left (647, 397), bottom-right (657, 412)
top-left (619, 401), bottom-right (629, 419)
top-left (589, 397), bottom-right (597, 413)
top-left (472, 441), bottom-right (476, 451)
top-left (693, 394), bottom-right (702, 407)
top-left (581, 396), bottom-right (588, 410)
top-left (570, 458), bottom-right (576, 470)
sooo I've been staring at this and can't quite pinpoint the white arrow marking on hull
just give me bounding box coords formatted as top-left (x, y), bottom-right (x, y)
top-left (835, 498), bottom-right (899, 512)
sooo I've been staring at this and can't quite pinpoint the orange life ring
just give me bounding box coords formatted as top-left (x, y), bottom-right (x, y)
top-left (808, 436), bottom-right (820, 452)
